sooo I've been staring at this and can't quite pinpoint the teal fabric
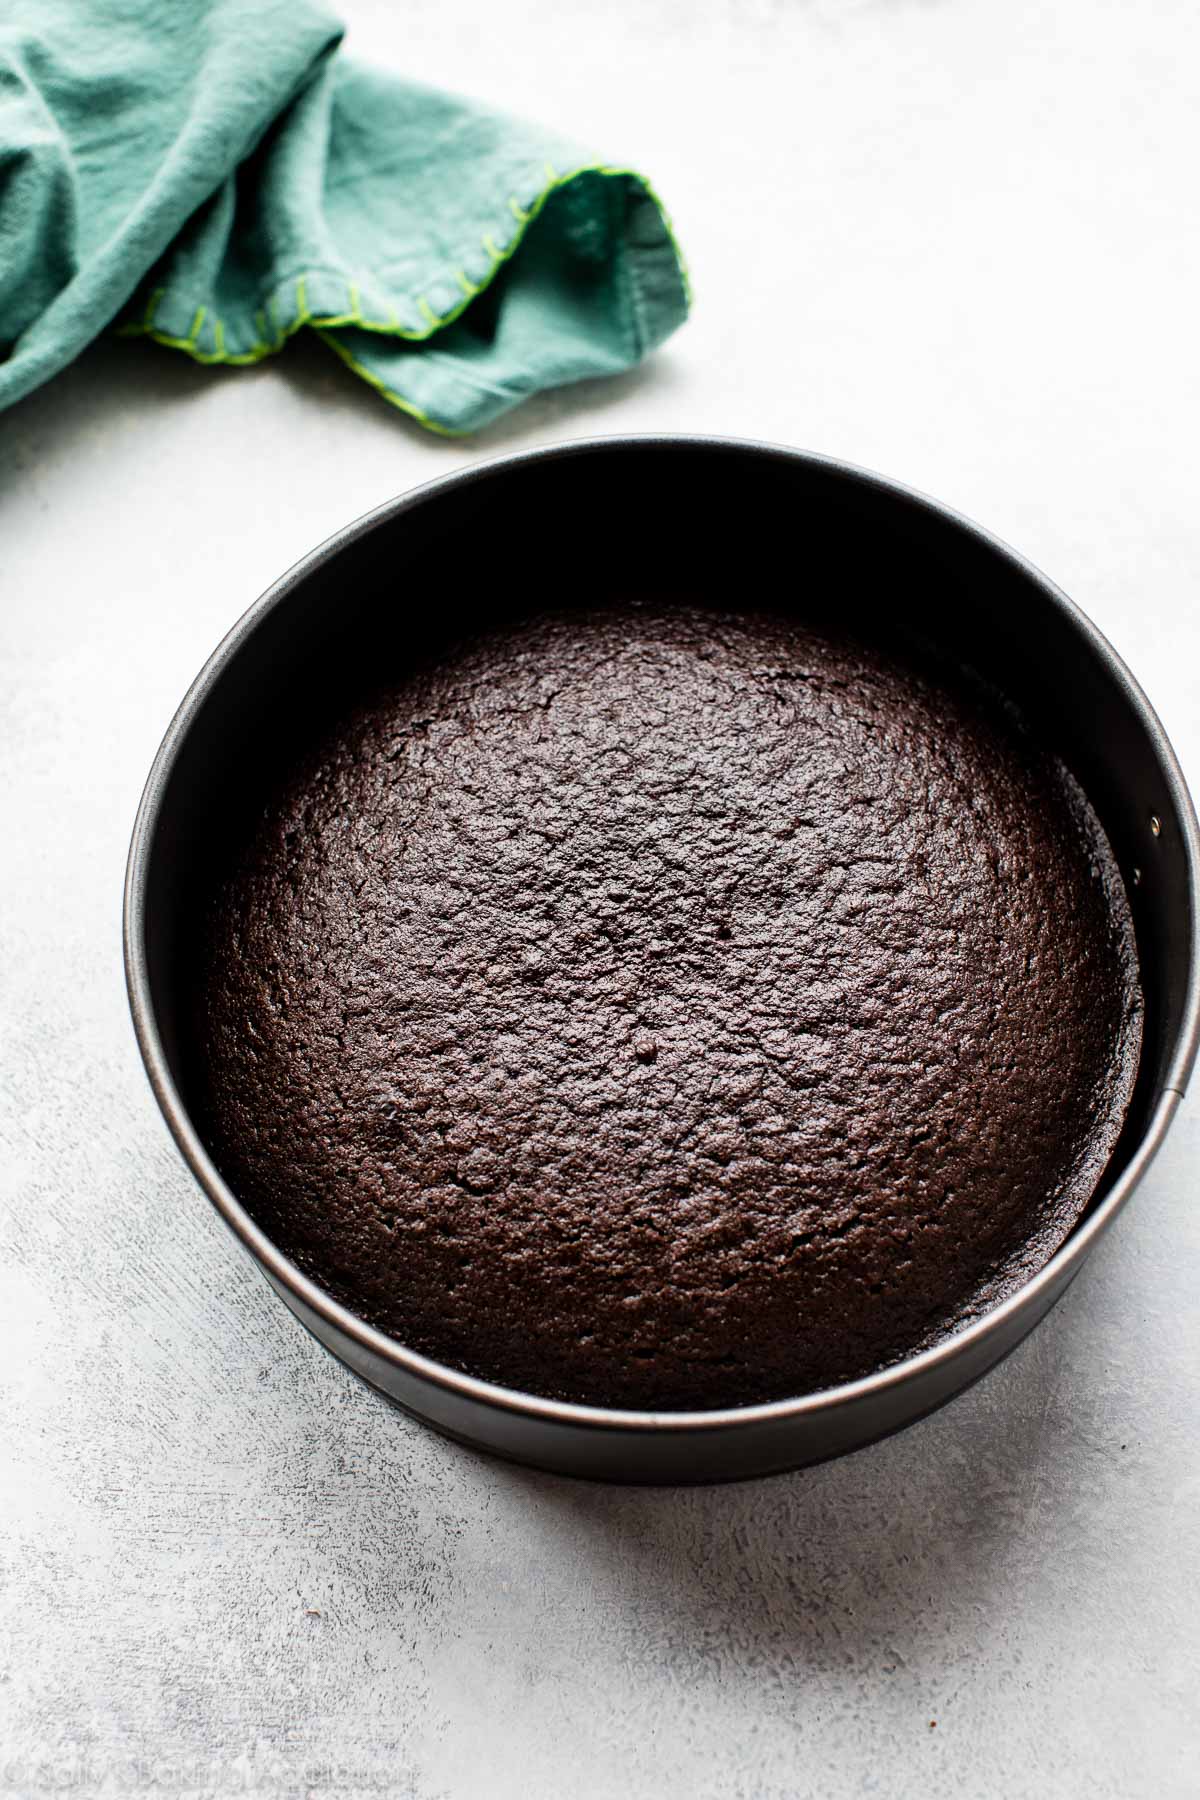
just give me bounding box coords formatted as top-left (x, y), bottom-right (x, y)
top-left (0, 1), bottom-right (689, 433)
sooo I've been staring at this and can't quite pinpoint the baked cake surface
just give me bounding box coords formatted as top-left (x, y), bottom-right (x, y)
top-left (197, 599), bottom-right (1142, 1408)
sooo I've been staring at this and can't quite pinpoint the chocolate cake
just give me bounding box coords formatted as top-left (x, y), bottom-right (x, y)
top-left (196, 598), bottom-right (1142, 1409)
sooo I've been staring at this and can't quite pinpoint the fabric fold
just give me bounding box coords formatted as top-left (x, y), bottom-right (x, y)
top-left (0, 0), bottom-right (689, 432)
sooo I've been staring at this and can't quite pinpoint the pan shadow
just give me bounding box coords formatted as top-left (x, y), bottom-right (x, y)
top-left (436, 1310), bottom-right (1091, 1688)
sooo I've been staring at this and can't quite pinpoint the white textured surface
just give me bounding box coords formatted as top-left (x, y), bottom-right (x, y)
top-left (2, 1), bottom-right (1199, 1794)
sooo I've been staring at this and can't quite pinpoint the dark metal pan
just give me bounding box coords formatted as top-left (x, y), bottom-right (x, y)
top-left (124, 437), bottom-right (1200, 1482)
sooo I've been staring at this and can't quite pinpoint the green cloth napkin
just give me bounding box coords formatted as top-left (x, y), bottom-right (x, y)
top-left (0, 0), bottom-right (689, 433)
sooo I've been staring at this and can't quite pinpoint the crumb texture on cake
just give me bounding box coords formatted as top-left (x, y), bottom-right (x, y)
top-left (198, 599), bottom-right (1142, 1409)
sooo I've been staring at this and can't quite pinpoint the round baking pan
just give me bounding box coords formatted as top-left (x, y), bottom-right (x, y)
top-left (124, 437), bottom-right (1200, 1483)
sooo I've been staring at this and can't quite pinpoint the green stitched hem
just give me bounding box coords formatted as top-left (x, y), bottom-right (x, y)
top-left (116, 162), bottom-right (690, 433)
top-left (312, 329), bottom-right (468, 437)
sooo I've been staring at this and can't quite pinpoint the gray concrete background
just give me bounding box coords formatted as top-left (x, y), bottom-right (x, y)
top-left (2, 1), bottom-right (1198, 1794)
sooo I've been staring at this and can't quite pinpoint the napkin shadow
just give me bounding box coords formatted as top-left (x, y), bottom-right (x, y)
top-left (0, 326), bottom-right (686, 497)
top-left (273, 325), bottom-right (688, 448)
